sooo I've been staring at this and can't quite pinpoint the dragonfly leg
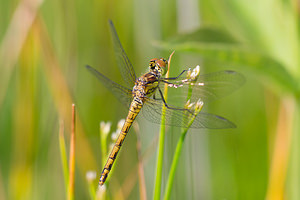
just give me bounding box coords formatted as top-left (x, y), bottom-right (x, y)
top-left (163, 69), bottom-right (190, 80)
top-left (145, 69), bottom-right (188, 85)
top-left (157, 87), bottom-right (193, 114)
top-left (153, 93), bottom-right (157, 100)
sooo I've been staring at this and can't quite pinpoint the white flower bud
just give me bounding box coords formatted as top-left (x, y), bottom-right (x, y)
top-left (195, 99), bottom-right (204, 112)
top-left (100, 121), bottom-right (111, 137)
top-left (86, 170), bottom-right (97, 182)
top-left (190, 65), bottom-right (200, 81)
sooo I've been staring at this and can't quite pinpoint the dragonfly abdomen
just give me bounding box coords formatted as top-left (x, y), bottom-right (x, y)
top-left (99, 99), bottom-right (143, 185)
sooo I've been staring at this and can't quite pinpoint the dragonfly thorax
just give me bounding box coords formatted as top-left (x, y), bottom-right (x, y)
top-left (149, 58), bottom-right (168, 76)
top-left (132, 70), bottom-right (161, 102)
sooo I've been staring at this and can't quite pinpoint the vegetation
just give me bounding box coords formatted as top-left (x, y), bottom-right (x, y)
top-left (0, 0), bottom-right (298, 199)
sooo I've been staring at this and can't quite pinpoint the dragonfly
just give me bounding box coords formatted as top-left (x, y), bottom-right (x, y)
top-left (86, 20), bottom-right (245, 186)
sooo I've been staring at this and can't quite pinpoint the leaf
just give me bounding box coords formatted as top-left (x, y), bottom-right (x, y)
top-left (166, 26), bottom-right (238, 44)
top-left (153, 27), bottom-right (298, 94)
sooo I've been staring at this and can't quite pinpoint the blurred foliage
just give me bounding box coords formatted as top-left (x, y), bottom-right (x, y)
top-left (0, 0), bottom-right (299, 200)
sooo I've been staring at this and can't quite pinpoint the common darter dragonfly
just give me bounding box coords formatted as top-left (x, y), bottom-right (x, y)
top-left (86, 21), bottom-right (244, 185)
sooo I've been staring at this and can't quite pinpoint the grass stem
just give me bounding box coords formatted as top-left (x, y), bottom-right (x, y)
top-left (59, 119), bottom-right (69, 196)
top-left (68, 104), bottom-right (76, 200)
top-left (163, 103), bottom-right (201, 200)
top-left (164, 67), bottom-right (201, 200)
top-left (153, 51), bottom-right (174, 200)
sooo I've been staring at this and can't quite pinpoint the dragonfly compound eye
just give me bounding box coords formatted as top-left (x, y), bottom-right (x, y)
top-left (156, 58), bottom-right (168, 75)
top-left (156, 59), bottom-right (167, 67)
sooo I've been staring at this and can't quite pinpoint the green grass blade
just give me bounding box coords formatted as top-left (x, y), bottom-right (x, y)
top-left (67, 104), bottom-right (76, 200)
top-left (154, 52), bottom-right (175, 200)
top-left (163, 129), bottom-right (187, 200)
top-left (58, 120), bottom-right (69, 196)
top-left (164, 101), bottom-right (202, 200)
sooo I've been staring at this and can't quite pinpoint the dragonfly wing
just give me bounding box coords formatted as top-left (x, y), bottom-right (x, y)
top-left (86, 65), bottom-right (132, 108)
top-left (161, 70), bottom-right (245, 104)
top-left (142, 98), bottom-right (235, 129)
top-left (109, 20), bottom-right (137, 88)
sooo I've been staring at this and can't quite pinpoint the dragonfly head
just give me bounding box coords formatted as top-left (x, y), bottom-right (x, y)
top-left (149, 58), bottom-right (168, 76)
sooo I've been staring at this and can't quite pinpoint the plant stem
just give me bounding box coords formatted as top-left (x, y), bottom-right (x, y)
top-left (265, 98), bottom-right (294, 199)
top-left (163, 113), bottom-right (197, 200)
top-left (68, 104), bottom-right (76, 200)
top-left (87, 180), bottom-right (96, 200)
top-left (100, 127), bottom-right (108, 167)
top-left (153, 51), bottom-right (174, 200)
top-left (154, 117), bottom-right (166, 200)
top-left (164, 73), bottom-right (200, 200)
top-left (163, 128), bottom-right (187, 200)
top-left (287, 97), bottom-right (300, 199)
top-left (134, 123), bottom-right (147, 200)
top-left (59, 119), bottom-right (69, 196)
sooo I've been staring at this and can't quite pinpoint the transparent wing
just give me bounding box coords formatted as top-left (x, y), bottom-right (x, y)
top-left (109, 20), bottom-right (137, 88)
top-left (86, 65), bottom-right (133, 108)
top-left (142, 98), bottom-right (235, 129)
top-left (161, 70), bottom-right (245, 104)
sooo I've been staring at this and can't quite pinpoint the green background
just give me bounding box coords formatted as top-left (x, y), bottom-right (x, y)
top-left (0, 0), bottom-right (299, 199)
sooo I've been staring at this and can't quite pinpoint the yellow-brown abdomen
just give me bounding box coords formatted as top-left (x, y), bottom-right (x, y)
top-left (99, 100), bottom-right (142, 185)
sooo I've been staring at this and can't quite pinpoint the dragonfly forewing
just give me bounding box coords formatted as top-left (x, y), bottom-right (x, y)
top-left (109, 20), bottom-right (137, 88)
